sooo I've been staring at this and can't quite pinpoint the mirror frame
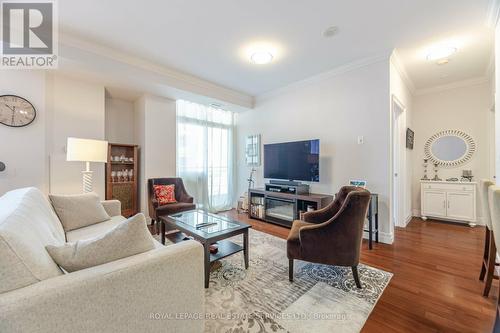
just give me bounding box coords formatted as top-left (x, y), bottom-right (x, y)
top-left (424, 129), bottom-right (475, 167)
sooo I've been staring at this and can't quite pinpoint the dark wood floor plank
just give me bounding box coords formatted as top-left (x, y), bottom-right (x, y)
top-left (219, 211), bottom-right (496, 333)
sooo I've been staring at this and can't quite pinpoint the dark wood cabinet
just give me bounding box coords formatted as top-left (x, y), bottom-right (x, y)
top-left (105, 143), bottom-right (138, 217)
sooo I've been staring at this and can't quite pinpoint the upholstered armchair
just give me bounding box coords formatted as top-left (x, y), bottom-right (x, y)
top-left (148, 178), bottom-right (196, 233)
top-left (287, 186), bottom-right (371, 288)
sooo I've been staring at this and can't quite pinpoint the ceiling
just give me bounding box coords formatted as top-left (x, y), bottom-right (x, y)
top-left (59, 0), bottom-right (494, 96)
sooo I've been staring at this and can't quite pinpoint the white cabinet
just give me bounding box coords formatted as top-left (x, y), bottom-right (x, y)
top-left (421, 181), bottom-right (476, 226)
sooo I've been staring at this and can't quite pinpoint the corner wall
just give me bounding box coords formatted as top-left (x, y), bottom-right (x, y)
top-left (46, 74), bottom-right (106, 197)
top-left (390, 57), bottom-right (414, 227)
top-left (105, 97), bottom-right (135, 144)
top-left (134, 95), bottom-right (177, 217)
top-left (235, 59), bottom-right (394, 243)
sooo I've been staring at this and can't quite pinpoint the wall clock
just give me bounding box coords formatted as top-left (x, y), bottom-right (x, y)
top-left (0, 95), bottom-right (36, 127)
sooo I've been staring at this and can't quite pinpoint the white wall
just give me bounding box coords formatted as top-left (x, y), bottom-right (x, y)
top-left (134, 96), bottom-right (147, 214)
top-left (134, 95), bottom-right (176, 216)
top-left (496, 21), bottom-right (500, 182)
top-left (105, 97), bottom-right (135, 144)
top-left (411, 81), bottom-right (493, 223)
top-left (0, 73), bottom-right (107, 198)
top-left (390, 58), bottom-right (414, 227)
top-left (0, 71), bottom-right (48, 195)
top-left (46, 74), bottom-right (106, 198)
top-left (236, 59), bottom-right (394, 243)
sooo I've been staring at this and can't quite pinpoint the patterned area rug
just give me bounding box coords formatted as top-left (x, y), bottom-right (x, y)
top-left (162, 228), bottom-right (392, 333)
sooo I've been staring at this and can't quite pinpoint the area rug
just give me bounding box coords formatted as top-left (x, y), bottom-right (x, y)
top-left (161, 228), bottom-right (392, 333)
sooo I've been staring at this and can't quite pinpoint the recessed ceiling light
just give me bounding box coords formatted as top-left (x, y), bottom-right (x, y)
top-left (323, 26), bottom-right (339, 38)
top-left (209, 102), bottom-right (223, 108)
top-left (426, 46), bottom-right (457, 61)
top-left (250, 51), bottom-right (274, 65)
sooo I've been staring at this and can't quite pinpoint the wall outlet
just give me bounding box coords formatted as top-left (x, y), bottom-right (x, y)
top-left (357, 136), bottom-right (364, 144)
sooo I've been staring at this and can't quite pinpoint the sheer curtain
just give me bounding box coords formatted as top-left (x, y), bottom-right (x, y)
top-left (176, 100), bottom-right (234, 212)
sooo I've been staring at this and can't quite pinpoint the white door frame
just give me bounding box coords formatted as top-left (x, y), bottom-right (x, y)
top-left (391, 95), bottom-right (407, 229)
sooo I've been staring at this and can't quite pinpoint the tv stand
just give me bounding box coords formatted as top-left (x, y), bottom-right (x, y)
top-left (248, 188), bottom-right (333, 228)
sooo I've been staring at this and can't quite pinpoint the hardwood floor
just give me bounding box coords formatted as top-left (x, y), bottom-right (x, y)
top-left (220, 211), bottom-right (497, 333)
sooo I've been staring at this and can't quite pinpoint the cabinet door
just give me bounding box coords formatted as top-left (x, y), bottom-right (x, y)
top-left (422, 190), bottom-right (446, 217)
top-left (446, 191), bottom-right (475, 221)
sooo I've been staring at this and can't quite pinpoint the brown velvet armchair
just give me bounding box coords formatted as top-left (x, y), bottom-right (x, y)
top-left (148, 178), bottom-right (196, 233)
top-left (287, 186), bottom-right (371, 288)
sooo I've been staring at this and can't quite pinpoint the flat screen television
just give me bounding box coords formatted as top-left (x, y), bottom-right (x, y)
top-left (264, 139), bottom-right (319, 182)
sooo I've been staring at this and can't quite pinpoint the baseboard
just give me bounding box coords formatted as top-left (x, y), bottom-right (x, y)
top-left (363, 231), bottom-right (393, 245)
top-left (412, 209), bottom-right (421, 217)
top-left (477, 216), bottom-right (486, 226)
top-left (416, 215), bottom-right (485, 226)
top-left (405, 214), bottom-right (412, 226)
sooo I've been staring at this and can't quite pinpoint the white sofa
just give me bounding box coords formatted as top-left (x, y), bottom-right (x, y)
top-left (0, 187), bottom-right (205, 333)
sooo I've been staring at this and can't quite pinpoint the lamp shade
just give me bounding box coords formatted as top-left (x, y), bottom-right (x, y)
top-left (66, 137), bottom-right (108, 163)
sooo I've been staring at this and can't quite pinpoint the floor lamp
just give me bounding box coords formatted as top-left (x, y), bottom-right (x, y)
top-left (66, 137), bottom-right (108, 193)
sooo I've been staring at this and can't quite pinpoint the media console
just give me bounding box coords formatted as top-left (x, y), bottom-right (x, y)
top-left (248, 188), bottom-right (333, 228)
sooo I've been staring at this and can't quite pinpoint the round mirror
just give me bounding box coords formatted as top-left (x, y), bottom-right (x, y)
top-left (431, 136), bottom-right (467, 161)
top-left (424, 130), bottom-right (475, 167)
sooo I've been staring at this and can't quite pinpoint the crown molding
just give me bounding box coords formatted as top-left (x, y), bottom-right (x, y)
top-left (256, 51), bottom-right (392, 103)
top-left (390, 50), bottom-right (416, 96)
top-left (58, 33), bottom-right (254, 109)
top-left (414, 76), bottom-right (490, 96)
top-left (486, 0), bottom-right (500, 27)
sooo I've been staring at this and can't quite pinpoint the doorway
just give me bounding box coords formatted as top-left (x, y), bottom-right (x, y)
top-left (392, 96), bottom-right (407, 229)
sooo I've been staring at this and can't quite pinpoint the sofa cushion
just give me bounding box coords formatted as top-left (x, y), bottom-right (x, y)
top-left (156, 202), bottom-right (196, 217)
top-left (66, 215), bottom-right (164, 248)
top-left (66, 215), bottom-right (127, 242)
top-left (49, 192), bottom-right (111, 232)
top-left (46, 213), bottom-right (156, 272)
top-left (0, 188), bottom-right (65, 293)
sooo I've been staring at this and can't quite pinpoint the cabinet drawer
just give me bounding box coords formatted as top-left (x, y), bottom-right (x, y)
top-left (421, 183), bottom-right (474, 192)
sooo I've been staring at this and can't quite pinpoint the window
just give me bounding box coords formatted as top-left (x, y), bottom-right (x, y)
top-left (176, 100), bottom-right (234, 212)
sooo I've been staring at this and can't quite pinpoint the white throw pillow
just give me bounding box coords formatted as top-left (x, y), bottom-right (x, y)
top-left (46, 213), bottom-right (155, 272)
top-left (49, 192), bottom-right (110, 232)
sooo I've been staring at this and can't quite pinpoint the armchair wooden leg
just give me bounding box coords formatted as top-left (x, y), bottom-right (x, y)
top-left (352, 266), bottom-right (362, 289)
top-left (480, 227), bottom-right (490, 281)
top-left (483, 234), bottom-right (497, 297)
top-left (289, 259), bottom-right (294, 282)
top-left (156, 219), bottom-right (161, 235)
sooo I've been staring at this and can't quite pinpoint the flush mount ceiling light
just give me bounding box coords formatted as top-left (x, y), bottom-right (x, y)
top-left (250, 51), bottom-right (274, 65)
top-left (426, 46), bottom-right (457, 61)
top-left (243, 42), bottom-right (280, 65)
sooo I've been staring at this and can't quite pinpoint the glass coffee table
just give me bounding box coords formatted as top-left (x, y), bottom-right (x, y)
top-left (158, 210), bottom-right (251, 288)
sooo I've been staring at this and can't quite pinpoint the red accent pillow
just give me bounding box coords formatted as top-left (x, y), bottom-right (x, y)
top-left (153, 184), bottom-right (177, 205)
